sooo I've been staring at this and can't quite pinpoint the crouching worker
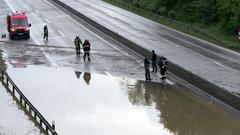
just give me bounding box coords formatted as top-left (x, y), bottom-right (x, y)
top-left (159, 56), bottom-right (168, 80)
top-left (144, 57), bottom-right (151, 81)
top-left (83, 39), bottom-right (91, 61)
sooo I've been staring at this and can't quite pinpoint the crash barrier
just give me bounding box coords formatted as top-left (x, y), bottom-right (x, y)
top-left (0, 68), bottom-right (58, 135)
top-left (49, 0), bottom-right (240, 111)
top-left (104, 0), bottom-right (224, 46)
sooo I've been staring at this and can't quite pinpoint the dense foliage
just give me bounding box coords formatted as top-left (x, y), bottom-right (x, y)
top-left (118, 0), bottom-right (240, 35)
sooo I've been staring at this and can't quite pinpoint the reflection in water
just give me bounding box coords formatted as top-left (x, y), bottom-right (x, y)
top-left (83, 72), bottom-right (91, 85)
top-left (6, 67), bottom-right (240, 135)
top-left (75, 71), bottom-right (91, 85)
top-left (0, 84), bottom-right (41, 135)
top-left (119, 79), bottom-right (240, 135)
top-left (75, 71), bottom-right (82, 79)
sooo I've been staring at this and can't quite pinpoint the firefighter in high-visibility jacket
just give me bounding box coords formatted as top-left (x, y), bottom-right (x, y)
top-left (74, 36), bottom-right (82, 56)
top-left (83, 39), bottom-right (91, 61)
top-left (159, 56), bottom-right (168, 79)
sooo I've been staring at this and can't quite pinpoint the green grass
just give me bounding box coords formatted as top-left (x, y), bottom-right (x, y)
top-left (103, 0), bottom-right (240, 51)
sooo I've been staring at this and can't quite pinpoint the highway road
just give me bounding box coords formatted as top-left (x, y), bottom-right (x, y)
top-left (52, 0), bottom-right (240, 94)
top-left (0, 0), bottom-right (151, 81)
top-left (0, 0), bottom-right (240, 135)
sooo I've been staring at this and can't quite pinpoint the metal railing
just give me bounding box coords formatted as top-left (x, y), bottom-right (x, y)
top-left (0, 68), bottom-right (58, 135)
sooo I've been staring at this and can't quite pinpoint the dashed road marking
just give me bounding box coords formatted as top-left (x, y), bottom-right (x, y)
top-left (105, 71), bottom-right (113, 77)
top-left (44, 18), bottom-right (50, 23)
top-left (58, 30), bottom-right (65, 37)
top-left (162, 39), bottom-right (180, 47)
top-left (213, 61), bottom-right (236, 72)
top-left (43, 0), bottom-right (176, 84)
top-left (30, 31), bottom-right (59, 68)
top-left (34, 9), bottom-right (39, 13)
top-left (43, 0), bottom-right (132, 58)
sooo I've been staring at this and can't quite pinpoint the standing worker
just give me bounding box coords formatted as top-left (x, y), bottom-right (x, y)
top-left (83, 39), bottom-right (91, 61)
top-left (43, 25), bottom-right (48, 41)
top-left (74, 36), bottom-right (82, 56)
top-left (159, 56), bottom-right (168, 80)
top-left (151, 50), bottom-right (157, 73)
top-left (144, 57), bottom-right (151, 81)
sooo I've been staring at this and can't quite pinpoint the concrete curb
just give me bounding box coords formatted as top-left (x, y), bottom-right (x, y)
top-left (50, 0), bottom-right (240, 111)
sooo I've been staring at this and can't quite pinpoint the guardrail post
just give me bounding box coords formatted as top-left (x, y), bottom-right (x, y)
top-left (6, 78), bottom-right (9, 86)
top-left (34, 112), bottom-right (37, 119)
top-left (40, 120), bottom-right (42, 127)
top-left (24, 101), bottom-right (27, 109)
top-left (46, 127), bottom-right (49, 134)
top-left (12, 85), bottom-right (15, 95)
top-left (20, 96), bottom-right (23, 104)
top-left (1, 71), bottom-right (4, 78)
top-left (52, 121), bottom-right (55, 130)
top-left (0, 68), bottom-right (58, 135)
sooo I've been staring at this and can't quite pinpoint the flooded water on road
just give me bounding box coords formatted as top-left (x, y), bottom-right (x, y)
top-left (0, 83), bottom-right (42, 135)
top-left (6, 66), bottom-right (240, 135)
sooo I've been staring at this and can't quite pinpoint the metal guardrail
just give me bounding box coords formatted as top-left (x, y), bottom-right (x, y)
top-left (50, 0), bottom-right (240, 111)
top-left (0, 68), bottom-right (58, 135)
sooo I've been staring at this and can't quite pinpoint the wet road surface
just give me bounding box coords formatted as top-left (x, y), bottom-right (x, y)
top-left (54, 0), bottom-right (240, 94)
top-left (0, 0), bottom-right (153, 81)
top-left (0, 82), bottom-right (42, 135)
top-left (5, 65), bottom-right (240, 135)
top-left (0, 0), bottom-right (240, 134)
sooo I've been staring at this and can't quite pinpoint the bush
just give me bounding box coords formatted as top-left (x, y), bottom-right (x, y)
top-left (158, 7), bottom-right (167, 16)
top-left (168, 10), bottom-right (176, 19)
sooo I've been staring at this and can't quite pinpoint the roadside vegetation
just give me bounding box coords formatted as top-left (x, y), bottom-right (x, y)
top-left (103, 0), bottom-right (240, 51)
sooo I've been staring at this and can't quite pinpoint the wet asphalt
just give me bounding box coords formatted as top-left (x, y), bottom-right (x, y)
top-left (0, 0), bottom-right (240, 135)
top-left (0, 0), bottom-right (163, 82)
top-left (54, 0), bottom-right (240, 94)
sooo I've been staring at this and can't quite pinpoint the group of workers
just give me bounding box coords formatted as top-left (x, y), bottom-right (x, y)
top-left (144, 50), bottom-right (168, 81)
top-left (43, 26), bottom-right (167, 81)
top-left (43, 25), bottom-right (91, 61)
top-left (74, 36), bottom-right (91, 61)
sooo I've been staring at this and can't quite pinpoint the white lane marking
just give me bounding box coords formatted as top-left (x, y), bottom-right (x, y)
top-left (34, 38), bottom-right (58, 67)
top-left (44, 0), bottom-right (176, 83)
top-left (34, 9), bottom-right (39, 13)
top-left (43, 0), bottom-right (131, 57)
top-left (29, 31), bottom-right (59, 67)
top-left (213, 61), bottom-right (235, 72)
top-left (165, 79), bottom-right (174, 85)
top-left (105, 71), bottom-right (113, 77)
top-left (213, 61), bottom-right (236, 72)
top-left (44, 18), bottom-right (50, 23)
top-left (58, 30), bottom-right (65, 37)
top-left (162, 39), bottom-right (180, 47)
top-left (5, 0), bottom-right (59, 68)
top-left (4, 0), bottom-right (15, 12)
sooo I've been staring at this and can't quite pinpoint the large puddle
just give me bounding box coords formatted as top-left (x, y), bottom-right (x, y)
top-left (0, 82), bottom-right (41, 135)
top-left (5, 66), bottom-right (240, 135)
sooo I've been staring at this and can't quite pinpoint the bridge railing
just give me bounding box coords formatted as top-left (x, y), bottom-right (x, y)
top-left (0, 68), bottom-right (58, 135)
